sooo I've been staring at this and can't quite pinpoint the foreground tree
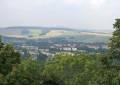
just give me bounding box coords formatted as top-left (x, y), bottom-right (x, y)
top-left (108, 19), bottom-right (120, 67)
top-left (0, 37), bottom-right (20, 76)
top-left (43, 53), bottom-right (97, 85)
top-left (6, 59), bottom-right (44, 85)
top-left (90, 19), bottom-right (120, 85)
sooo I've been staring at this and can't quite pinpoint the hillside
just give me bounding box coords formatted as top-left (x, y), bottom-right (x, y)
top-left (0, 26), bottom-right (112, 43)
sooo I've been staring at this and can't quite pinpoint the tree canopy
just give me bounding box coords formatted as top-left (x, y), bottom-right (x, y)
top-left (108, 19), bottom-right (120, 67)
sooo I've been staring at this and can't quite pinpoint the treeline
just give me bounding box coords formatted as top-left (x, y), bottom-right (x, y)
top-left (0, 19), bottom-right (120, 85)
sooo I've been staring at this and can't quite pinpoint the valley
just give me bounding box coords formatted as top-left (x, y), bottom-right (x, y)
top-left (0, 26), bottom-right (111, 60)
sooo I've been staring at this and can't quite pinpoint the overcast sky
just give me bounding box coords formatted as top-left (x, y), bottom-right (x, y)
top-left (0, 0), bottom-right (120, 31)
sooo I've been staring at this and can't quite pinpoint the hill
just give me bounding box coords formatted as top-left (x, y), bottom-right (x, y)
top-left (0, 26), bottom-right (111, 43)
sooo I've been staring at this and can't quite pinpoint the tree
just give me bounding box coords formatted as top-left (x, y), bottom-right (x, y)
top-left (0, 39), bottom-right (21, 76)
top-left (0, 36), bottom-right (4, 50)
top-left (0, 36), bottom-right (2, 43)
top-left (90, 68), bottom-right (120, 85)
top-left (108, 19), bottom-right (120, 67)
top-left (91, 19), bottom-right (120, 85)
top-left (43, 53), bottom-right (97, 85)
top-left (6, 59), bottom-right (44, 85)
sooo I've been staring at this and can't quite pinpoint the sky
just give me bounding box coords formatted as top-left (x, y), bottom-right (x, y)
top-left (0, 0), bottom-right (120, 31)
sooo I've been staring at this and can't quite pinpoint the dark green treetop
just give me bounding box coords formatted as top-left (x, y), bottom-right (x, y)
top-left (0, 37), bottom-right (21, 76)
top-left (108, 19), bottom-right (120, 67)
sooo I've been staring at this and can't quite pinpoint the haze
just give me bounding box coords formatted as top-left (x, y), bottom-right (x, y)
top-left (0, 0), bottom-right (120, 31)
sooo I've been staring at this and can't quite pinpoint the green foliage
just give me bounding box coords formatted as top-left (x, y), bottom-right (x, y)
top-left (108, 19), bottom-right (120, 67)
top-left (90, 68), bottom-right (120, 85)
top-left (109, 19), bottom-right (120, 55)
top-left (89, 18), bottom-right (120, 85)
top-left (0, 43), bottom-right (20, 76)
top-left (0, 37), bottom-right (21, 85)
top-left (6, 59), bottom-right (44, 85)
top-left (43, 53), bottom-right (97, 85)
top-left (0, 36), bottom-right (2, 43)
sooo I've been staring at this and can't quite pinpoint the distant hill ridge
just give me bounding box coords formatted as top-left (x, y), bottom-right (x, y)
top-left (3, 26), bottom-right (79, 31)
top-left (0, 26), bottom-right (111, 43)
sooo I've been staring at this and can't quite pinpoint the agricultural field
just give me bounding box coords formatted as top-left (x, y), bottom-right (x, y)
top-left (0, 26), bottom-right (111, 43)
top-left (29, 29), bottom-right (42, 36)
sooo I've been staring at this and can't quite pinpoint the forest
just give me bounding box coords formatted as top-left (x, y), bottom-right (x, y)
top-left (0, 19), bottom-right (120, 85)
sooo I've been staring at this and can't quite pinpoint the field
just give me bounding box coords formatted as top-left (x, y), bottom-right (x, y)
top-left (0, 27), bottom-right (111, 43)
top-left (29, 29), bottom-right (42, 36)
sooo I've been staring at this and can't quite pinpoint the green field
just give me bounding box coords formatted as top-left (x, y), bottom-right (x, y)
top-left (61, 31), bottom-right (110, 43)
top-left (29, 29), bottom-right (42, 36)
